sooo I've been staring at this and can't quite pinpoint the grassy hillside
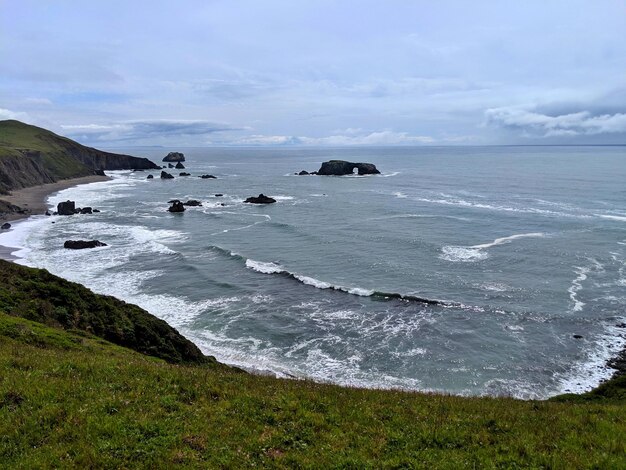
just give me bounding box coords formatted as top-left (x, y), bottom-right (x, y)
top-left (1, 262), bottom-right (625, 467)
top-left (0, 120), bottom-right (158, 193)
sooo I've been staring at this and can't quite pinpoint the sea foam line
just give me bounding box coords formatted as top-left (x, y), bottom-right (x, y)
top-left (440, 232), bottom-right (546, 263)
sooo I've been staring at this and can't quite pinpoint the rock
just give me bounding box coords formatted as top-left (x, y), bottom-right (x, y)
top-left (80, 207), bottom-right (93, 214)
top-left (93, 209), bottom-right (100, 213)
top-left (179, 172), bottom-right (191, 176)
top-left (573, 334), bottom-right (584, 339)
top-left (163, 152), bottom-right (185, 162)
top-left (57, 200), bottom-right (76, 216)
top-left (175, 162), bottom-right (185, 169)
top-left (183, 200), bottom-right (202, 207)
top-left (168, 201), bottom-right (185, 212)
top-left (168, 163), bottom-right (175, 168)
top-left (298, 170), bottom-right (310, 175)
top-left (94, 169), bottom-right (106, 176)
top-left (64, 240), bottom-right (107, 249)
top-left (160, 171), bottom-right (175, 179)
top-left (244, 194), bottom-right (276, 204)
top-left (1, 223), bottom-right (10, 230)
top-left (132, 168), bottom-right (144, 172)
top-left (45, 210), bottom-right (51, 216)
top-left (200, 174), bottom-right (216, 179)
top-left (147, 174), bottom-right (154, 179)
top-left (162, 165), bottom-right (166, 168)
top-left (316, 160), bottom-right (380, 176)
top-left (215, 193), bottom-right (223, 197)
top-left (167, 199), bottom-right (180, 204)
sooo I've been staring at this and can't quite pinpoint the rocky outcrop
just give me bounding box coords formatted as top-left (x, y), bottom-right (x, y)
top-left (1, 222), bottom-right (10, 230)
top-left (64, 240), bottom-right (107, 249)
top-left (179, 172), bottom-right (191, 176)
top-left (57, 200), bottom-right (76, 216)
top-left (200, 174), bottom-right (216, 179)
top-left (168, 201), bottom-right (185, 212)
top-left (160, 171), bottom-right (174, 179)
top-left (244, 194), bottom-right (276, 204)
top-left (317, 160), bottom-right (380, 176)
top-left (183, 200), bottom-right (202, 206)
top-left (147, 174), bottom-right (154, 179)
top-left (168, 163), bottom-right (175, 168)
top-left (297, 170), bottom-right (310, 175)
top-left (79, 207), bottom-right (93, 214)
top-left (175, 162), bottom-right (185, 169)
top-left (163, 152), bottom-right (185, 162)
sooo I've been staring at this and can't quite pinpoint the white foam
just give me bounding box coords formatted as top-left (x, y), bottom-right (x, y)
top-left (393, 191), bottom-right (407, 198)
top-left (245, 259), bottom-right (284, 274)
top-left (440, 232), bottom-right (545, 263)
top-left (598, 214), bottom-right (626, 222)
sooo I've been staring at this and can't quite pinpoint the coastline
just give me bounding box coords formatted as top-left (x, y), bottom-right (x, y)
top-left (0, 175), bottom-right (110, 260)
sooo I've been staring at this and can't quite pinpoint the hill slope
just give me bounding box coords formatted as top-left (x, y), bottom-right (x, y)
top-left (0, 120), bottom-right (159, 193)
top-left (0, 260), bottom-right (625, 467)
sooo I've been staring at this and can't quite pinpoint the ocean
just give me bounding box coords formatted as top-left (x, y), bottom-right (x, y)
top-left (2, 146), bottom-right (625, 399)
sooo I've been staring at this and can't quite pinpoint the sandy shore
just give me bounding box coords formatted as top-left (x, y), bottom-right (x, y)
top-left (0, 175), bottom-right (110, 260)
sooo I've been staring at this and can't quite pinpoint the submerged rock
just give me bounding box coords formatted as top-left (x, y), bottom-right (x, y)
top-left (179, 172), bottom-right (191, 176)
top-left (317, 160), bottom-right (380, 176)
top-left (200, 174), bottom-right (217, 179)
top-left (244, 194), bottom-right (276, 204)
top-left (168, 201), bottom-right (185, 212)
top-left (64, 240), bottom-right (107, 249)
top-left (214, 193), bottom-right (223, 197)
top-left (57, 200), bottom-right (76, 216)
top-left (183, 200), bottom-right (202, 207)
top-left (297, 170), bottom-right (310, 175)
top-left (79, 207), bottom-right (93, 214)
top-left (147, 174), bottom-right (154, 179)
top-left (160, 171), bottom-right (175, 179)
top-left (1, 223), bottom-right (11, 230)
top-left (163, 152), bottom-right (185, 162)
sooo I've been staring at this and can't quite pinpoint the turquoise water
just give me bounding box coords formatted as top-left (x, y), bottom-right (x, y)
top-left (3, 146), bottom-right (626, 398)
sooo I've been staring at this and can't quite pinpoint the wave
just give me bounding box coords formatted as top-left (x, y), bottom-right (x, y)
top-left (244, 259), bottom-right (442, 305)
top-left (597, 214), bottom-right (626, 222)
top-left (440, 232), bottom-right (545, 263)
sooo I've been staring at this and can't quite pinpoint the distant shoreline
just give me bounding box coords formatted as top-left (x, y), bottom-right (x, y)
top-left (0, 175), bottom-right (110, 260)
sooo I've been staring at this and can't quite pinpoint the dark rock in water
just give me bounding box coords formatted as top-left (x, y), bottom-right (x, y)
top-left (64, 240), bottom-right (107, 249)
top-left (160, 171), bottom-right (175, 179)
top-left (168, 163), bottom-right (175, 168)
top-left (215, 193), bottom-right (223, 197)
top-left (311, 171), bottom-right (318, 175)
top-left (57, 200), bottom-right (76, 216)
top-left (179, 172), bottom-right (191, 176)
top-left (168, 201), bottom-right (185, 212)
top-left (317, 160), bottom-right (380, 176)
top-left (167, 199), bottom-right (180, 204)
top-left (175, 162), bottom-right (185, 169)
top-left (200, 174), bottom-right (217, 179)
top-left (183, 200), bottom-right (202, 206)
top-left (573, 334), bottom-right (584, 339)
top-left (80, 207), bottom-right (93, 214)
top-left (298, 170), bottom-right (310, 175)
top-left (74, 208), bottom-right (82, 214)
top-left (132, 168), bottom-right (144, 172)
top-left (94, 169), bottom-right (106, 176)
top-left (1, 222), bottom-right (10, 230)
top-left (147, 174), bottom-right (154, 179)
top-left (244, 194), bottom-right (276, 204)
top-left (93, 209), bottom-right (100, 213)
top-left (45, 210), bottom-right (51, 216)
top-left (163, 152), bottom-right (185, 162)
top-left (162, 165), bottom-right (166, 168)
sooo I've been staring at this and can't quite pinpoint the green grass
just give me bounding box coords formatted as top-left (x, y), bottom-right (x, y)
top-left (1, 260), bottom-right (625, 468)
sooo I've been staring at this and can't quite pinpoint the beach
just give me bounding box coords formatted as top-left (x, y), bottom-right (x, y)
top-left (0, 175), bottom-right (109, 260)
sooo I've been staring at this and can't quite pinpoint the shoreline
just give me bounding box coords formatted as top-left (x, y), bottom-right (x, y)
top-left (0, 175), bottom-right (110, 260)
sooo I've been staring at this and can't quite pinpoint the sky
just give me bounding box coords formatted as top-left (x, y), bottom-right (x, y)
top-left (1, 0), bottom-right (626, 146)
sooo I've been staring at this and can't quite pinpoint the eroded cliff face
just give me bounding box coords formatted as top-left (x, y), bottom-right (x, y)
top-left (0, 149), bottom-right (59, 194)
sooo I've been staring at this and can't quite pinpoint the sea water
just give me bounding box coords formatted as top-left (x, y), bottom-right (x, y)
top-left (2, 146), bottom-right (625, 399)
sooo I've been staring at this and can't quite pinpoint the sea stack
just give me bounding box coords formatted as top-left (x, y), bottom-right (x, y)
top-left (163, 152), bottom-right (185, 162)
top-left (316, 160), bottom-right (380, 176)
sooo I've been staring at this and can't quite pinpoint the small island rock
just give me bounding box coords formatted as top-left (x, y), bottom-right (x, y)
top-left (244, 194), bottom-right (276, 204)
top-left (160, 171), bottom-right (175, 179)
top-left (1, 223), bottom-right (11, 230)
top-left (57, 200), bottom-right (76, 216)
top-left (317, 160), bottom-right (380, 176)
top-left (64, 240), bottom-right (107, 249)
top-left (163, 152), bottom-right (185, 162)
top-left (168, 201), bottom-right (185, 212)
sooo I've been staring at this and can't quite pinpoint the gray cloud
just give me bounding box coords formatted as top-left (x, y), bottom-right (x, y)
top-left (61, 120), bottom-right (241, 143)
top-left (485, 107), bottom-right (626, 137)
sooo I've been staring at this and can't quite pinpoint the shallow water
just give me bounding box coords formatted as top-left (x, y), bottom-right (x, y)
top-left (2, 146), bottom-right (625, 398)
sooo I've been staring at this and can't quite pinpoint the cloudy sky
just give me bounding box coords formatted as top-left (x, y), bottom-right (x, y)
top-left (1, 0), bottom-right (625, 146)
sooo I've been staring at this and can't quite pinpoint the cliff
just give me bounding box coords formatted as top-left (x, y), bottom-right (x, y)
top-left (0, 120), bottom-right (159, 194)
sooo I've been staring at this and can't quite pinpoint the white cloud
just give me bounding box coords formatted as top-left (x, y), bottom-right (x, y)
top-left (231, 130), bottom-right (435, 146)
top-left (0, 108), bottom-right (28, 120)
top-left (485, 106), bottom-right (626, 137)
